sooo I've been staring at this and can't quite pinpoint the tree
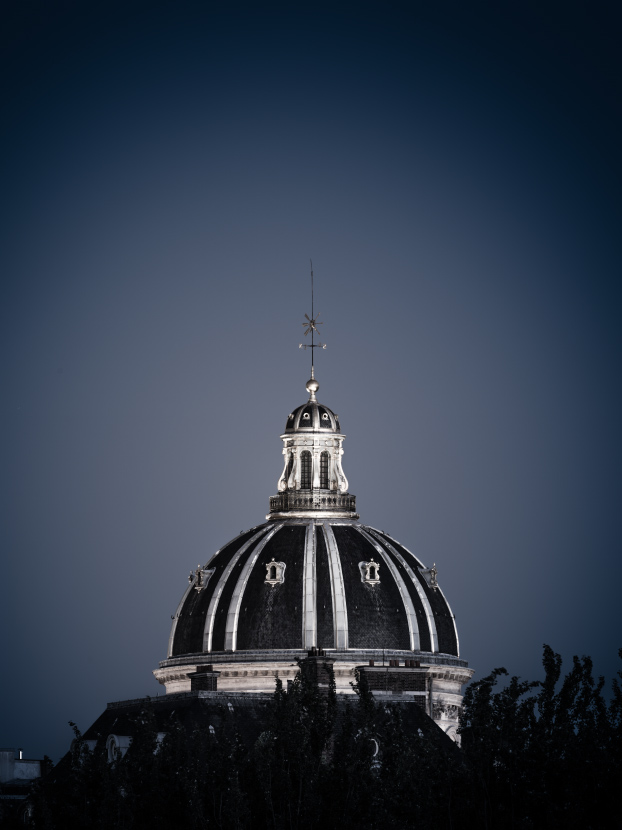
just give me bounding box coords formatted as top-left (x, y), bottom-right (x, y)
top-left (31, 647), bottom-right (621, 830)
top-left (459, 645), bottom-right (619, 829)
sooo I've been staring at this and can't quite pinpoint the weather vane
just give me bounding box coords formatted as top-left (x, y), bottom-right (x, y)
top-left (299, 259), bottom-right (326, 377)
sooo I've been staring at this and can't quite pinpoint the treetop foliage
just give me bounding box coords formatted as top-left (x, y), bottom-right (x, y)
top-left (26, 647), bottom-right (622, 830)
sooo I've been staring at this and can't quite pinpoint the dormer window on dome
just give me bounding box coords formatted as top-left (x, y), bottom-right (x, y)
top-left (265, 558), bottom-right (286, 585)
top-left (359, 560), bottom-right (381, 585)
top-left (421, 564), bottom-right (439, 591)
top-left (189, 566), bottom-right (215, 592)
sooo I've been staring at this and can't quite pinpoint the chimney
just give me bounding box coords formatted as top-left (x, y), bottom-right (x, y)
top-left (187, 665), bottom-right (220, 692)
top-left (299, 649), bottom-right (336, 694)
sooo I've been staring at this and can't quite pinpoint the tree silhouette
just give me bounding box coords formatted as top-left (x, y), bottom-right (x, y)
top-left (30, 646), bottom-right (621, 830)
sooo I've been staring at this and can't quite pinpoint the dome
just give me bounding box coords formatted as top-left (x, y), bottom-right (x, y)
top-left (154, 370), bottom-right (473, 742)
top-left (284, 402), bottom-right (340, 433)
top-left (168, 520), bottom-right (458, 657)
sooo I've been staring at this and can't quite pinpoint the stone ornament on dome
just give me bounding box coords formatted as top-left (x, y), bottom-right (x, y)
top-left (421, 564), bottom-right (438, 591)
top-left (265, 558), bottom-right (286, 585)
top-left (359, 559), bottom-right (381, 585)
top-left (189, 565), bottom-right (215, 592)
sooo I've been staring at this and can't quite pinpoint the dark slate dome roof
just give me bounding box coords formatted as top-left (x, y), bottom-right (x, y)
top-left (170, 520), bottom-right (458, 659)
top-left (284, 402), bottom-right (340, 433)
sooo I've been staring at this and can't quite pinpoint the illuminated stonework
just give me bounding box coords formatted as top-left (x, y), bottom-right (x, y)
top-left (154, 375), bottom-right (473, 742)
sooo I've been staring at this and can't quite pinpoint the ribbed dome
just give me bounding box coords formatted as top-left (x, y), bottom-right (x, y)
top-left (169, 520), bottom-right (458, 658)
top-left (155, 334), bottom-right (472, 743)
top-left (284, 402), bottom-right (340, 433)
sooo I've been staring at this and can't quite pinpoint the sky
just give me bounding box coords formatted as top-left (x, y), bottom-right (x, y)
top-left (1, 0), bottom-right (621, 762)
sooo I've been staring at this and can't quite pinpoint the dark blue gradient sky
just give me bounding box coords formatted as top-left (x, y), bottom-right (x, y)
top-left (2, 1), bottom-right (621, 761)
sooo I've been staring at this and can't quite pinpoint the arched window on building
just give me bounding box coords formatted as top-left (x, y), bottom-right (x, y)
top-left (320, 451), bottom-right (329, 489)
top-left (285, 453), bottom-right (294, 484)
top-left (300, 451), bottom-right (312, 490)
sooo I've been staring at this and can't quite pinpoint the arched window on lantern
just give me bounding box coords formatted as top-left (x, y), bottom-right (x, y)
top-left (320, 451), bottom-right (329, 489)
top-left (300, 451), bottom-right (312, 490)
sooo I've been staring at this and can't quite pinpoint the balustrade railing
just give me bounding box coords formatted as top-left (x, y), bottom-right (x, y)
top-left (269, 491), bottom-right (357, 513)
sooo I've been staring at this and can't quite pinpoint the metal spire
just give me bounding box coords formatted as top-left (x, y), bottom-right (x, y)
top-left (299, 260), bottom-right (326, 397)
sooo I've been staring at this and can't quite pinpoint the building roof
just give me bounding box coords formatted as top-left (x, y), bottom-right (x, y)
top-left (284, 400), bottom-right (340, 433)
top-left (171, 521), bottom-right (459, 658)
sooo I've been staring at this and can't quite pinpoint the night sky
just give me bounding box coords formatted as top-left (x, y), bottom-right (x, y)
top-left (2, 1), bottom-right (621, 762)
